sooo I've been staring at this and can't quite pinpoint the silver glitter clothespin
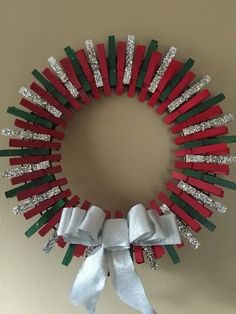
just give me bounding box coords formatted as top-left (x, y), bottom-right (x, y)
top-left (19, 87), bottom-right (62, 118)
top-left (123, 35), bottom-right (136, 85)
top-left (85, 39), bottom-right (103, 88)
top-left (148, 46), bottom-right (177, 93)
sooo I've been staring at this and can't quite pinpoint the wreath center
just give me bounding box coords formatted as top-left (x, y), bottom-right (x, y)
top-left (61, 95), bottom-right (173, 212)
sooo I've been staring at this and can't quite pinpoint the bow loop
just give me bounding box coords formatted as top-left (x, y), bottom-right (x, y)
top-left (128, 204), bottom-right (181, 246)
top-left (57, 206), bottom-right (105, 246)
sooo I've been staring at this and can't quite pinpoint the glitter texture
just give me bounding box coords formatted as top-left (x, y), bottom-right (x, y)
top-left (123, 35), bottom-right (136, 85)
top-left (1, 161), bottom-right (50, 178)
top-left (19, 87), bottom-right (62, 118)
top-left (12, 187), bottom-right (61, 214)
top-left (83, 246), bottom-right (96, 261)
top-left (48, 56), bottom-right (79, 98)
top-left (160, 203), bottom-right (200, 249)
top-left (167, 75), bottom-right (211, 113)
top-left (177, 181), bottom-right (227, 213)
top-left (185, 154), bottom-right (236, 164)
top-left (43, 230), bottom-right (58, 253)
top-left (148, 47), bottom-right (177, 93)
top-left (85, 39), bottom-right (103, 88)
top-left (1, 128), bottom-right (50, 141)
top-left (143, 246), bottom-right (159, 270)
top-left (183, 114), bottom-right (234, 136)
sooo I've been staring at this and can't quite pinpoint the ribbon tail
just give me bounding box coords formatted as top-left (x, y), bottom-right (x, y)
top-left (70, 247), bottom-right (108, 314)
top-left (109, 250), bottom-right (157, 314)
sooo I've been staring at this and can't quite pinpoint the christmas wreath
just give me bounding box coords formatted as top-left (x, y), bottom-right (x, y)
top-left (1, 35), bottom-right (235, 314)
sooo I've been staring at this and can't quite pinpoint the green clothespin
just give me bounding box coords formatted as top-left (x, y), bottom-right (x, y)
top-left (165, 245), bottom-right (180, 264)
top-left (183, 169), bottom-right (236, 190)
top-left (108, 35), bottom-right (117, 87)
top-left (62, 244), bottom-right (76, 266)
top-left (159, 58), bottom-right (195, 102)
top-left (136, 39), bottom-right (158, 89)
top-left (64, 46), bottom-right (91, 92)
top-left (176, 93), bottom-right (225, 123)
top-left (170, 194), bottom-right (216, 232)
top-left (204, 135), bottom-right (236, 145)
top-left (184, 140), bottom-right (204, 149)
top-left (7, 106), bottom-right (54, 129)
top-left (32, 69), bottom-right (69, 106)
top-left (0, 148), bottom-right (50, 157)
top-left (25, 199), bottom-right (65, 238)
top-left (5, 174), bottom-right (55, 198)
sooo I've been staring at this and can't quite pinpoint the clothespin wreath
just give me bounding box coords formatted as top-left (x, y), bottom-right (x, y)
top-left (0, 35), bottom-right (235, 314)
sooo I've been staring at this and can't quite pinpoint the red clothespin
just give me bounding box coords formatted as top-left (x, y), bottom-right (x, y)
top-left (14, 119), bottom-right (65, 140)
top-left (59, 57), bottom-right (90, 105)
top-left (11, 165), bottom-right (62, 185)
top-left (138, 51), bottom-right (162, 102)
top-left (166, 181), bottom-right (213, 217)
top-left (80, 200), bottom-right (91, 211)
top-left (172, 171), bottom-right (224, 197)
top-left (43, 68), bottom-right (82, 110)
top-left (127, 45), bottom-right (146, 97)
top-left (115, 210), bottom-right (123, 218)
top-left (175, 161), bottom-right (229, 175)
top-left (158, 192), bottom-right (201, 232)
top-left (157, 71), bottom-right (196, 114)
top-left (57, 236), bottom-right (67, 248)
top-left (37, 194), bottom-right (78, 236)
top-left (133, 246), bottom-right (144, 264)
top-left (9, 154), bottom-right (61, 166)
top-left (9, 139), bottom-right (61, 150)
top-left (24, 189), bottom-right (72, 220)
top-left (171, 105), bottom-right (223, 134)
top-left (20, 98), bottom-right (67, 128)
top-left (175, 143), bottom-right (229, 157)
top-left (104, 210), bottom-right (111, 219)
top-left (17, 177), bottom-right (68, 201)
top-left (148, 60), bottom-right (182, 107)
top-left (175, 126), bottom-right (228, 145)
top-left (116, 41), bottom-right (126, 95)
top-left (30, 82), bottom-right (73, 119)
top-left (164, 89), bottom-right (211, 124)
top-left (96, 43), bottom-right (111, 96)
top-left (76, 49), bottom-right (100, 100)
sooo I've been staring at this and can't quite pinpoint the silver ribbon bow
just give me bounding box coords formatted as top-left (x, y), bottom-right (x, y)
top-left (57, 204), bottom-right (181, 314)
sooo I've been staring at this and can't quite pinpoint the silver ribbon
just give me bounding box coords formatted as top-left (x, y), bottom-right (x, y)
top-left (58, 204), bottom-right (181, 314)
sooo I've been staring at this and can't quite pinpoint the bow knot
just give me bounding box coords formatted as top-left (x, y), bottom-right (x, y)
top-left (58, 204), bottom-right (181, 314)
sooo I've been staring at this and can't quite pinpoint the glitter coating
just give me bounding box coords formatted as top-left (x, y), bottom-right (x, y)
top-left (19, 87), bottom-right (62, 118)
top-left (167, 75), bottom-right (211, 113)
